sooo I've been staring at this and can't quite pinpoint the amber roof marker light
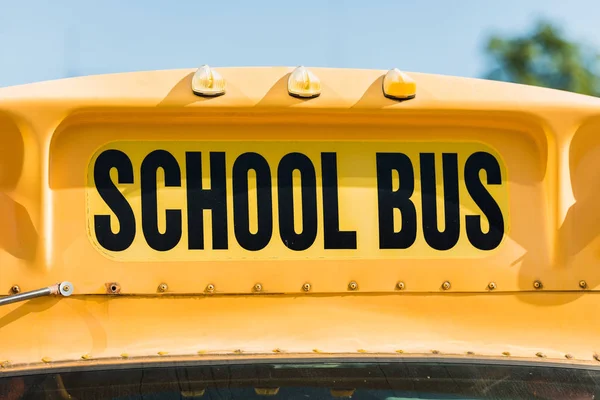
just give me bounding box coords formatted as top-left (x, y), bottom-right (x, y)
top-left (382, 68), bottom-right (416, 100)
top-left (287, 66), bottom-right (322, 99)
top-left (191, 65), bottom-right (226, 97)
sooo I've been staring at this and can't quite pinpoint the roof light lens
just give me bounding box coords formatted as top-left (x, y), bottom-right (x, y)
top-left (382, 68), bottom-right (416, 100)
top-left (192, 65), bottom-right (226, 97)
top-left (287, 66), bottom-right (321, 98)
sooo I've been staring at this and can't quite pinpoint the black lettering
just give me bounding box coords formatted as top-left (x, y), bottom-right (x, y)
top-left (321, 153), bottom-right (357, 249)
top-left (465, 151), bottom-right (504, 250)
top-left (376, 153), bottom-right (417, 249)
top-left (278, 153), bottom-right (318, 251)
top-left (420, 153), bottom-right (460, 251)
top-left (233, 153), bottom-right (273, 251)
top-left (141, 150), bottom-right (182, 251)
top-left (93, 150), bottom-right (136, 251)
top-left (186, 152), bottom-right (228, 250)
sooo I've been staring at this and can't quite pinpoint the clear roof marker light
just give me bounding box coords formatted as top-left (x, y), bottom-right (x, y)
top-left (382, 68), bottom-right (416, 100)
top-left (191, 65), bottom-right (226, 97)
top-left (287, 66), bottom-right (321, 99)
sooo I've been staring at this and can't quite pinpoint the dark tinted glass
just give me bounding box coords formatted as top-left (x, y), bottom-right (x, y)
top-left (1, 360), bottom-right (599, 400)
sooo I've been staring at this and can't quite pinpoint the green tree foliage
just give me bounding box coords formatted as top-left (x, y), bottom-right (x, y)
top-left (483, 20), bottom-right (600, 96)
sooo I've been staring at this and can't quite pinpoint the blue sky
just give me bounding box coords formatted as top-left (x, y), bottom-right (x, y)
top-left (1, 0), bottom-right (599, 87)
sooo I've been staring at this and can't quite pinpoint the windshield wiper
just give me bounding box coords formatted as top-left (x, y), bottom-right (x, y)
top-left (0, 281), bottom-right (73, 306)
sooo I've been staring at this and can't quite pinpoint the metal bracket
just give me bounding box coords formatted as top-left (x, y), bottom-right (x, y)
top-left (0, 282), bottom-right (73, 306)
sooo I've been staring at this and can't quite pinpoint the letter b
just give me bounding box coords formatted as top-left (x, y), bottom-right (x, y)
top-left (376, 153), bottom-right (417, 249)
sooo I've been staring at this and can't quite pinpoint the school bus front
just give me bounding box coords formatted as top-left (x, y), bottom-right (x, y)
top-left (1, 66), bottom-right (600, 398)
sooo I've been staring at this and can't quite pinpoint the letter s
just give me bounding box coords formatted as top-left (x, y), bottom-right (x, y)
top-left (93, 149), bottom-right (136, 251)
top-left (464, 151), bottom-right (504, 250)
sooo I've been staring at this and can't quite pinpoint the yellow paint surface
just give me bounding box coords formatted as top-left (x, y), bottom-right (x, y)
top-left (1, 67), bottom-right (600, 369)
top-left (0, 294), bottom-right (599, 367)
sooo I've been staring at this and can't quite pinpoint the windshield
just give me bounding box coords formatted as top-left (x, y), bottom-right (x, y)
top-left (1, 360), bottom-right (598, 400)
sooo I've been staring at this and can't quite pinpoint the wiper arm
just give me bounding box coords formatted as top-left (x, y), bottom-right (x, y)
top-left (0, 281), bottom-right (73, 306)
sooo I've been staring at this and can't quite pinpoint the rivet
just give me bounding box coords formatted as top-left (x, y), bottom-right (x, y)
top-left (312, 349), bottom-right (322, 353)
top-left (396, 281), bottom-right (405, 290)
top-left (579, 280), bottom-right (587, 289)
top-left (431, 350), bottom-right (440, 354)
top-left (536, 352), bottom-right (546, 358)
top-left (41, 357), bottom-right (52, 363)
top-left (594, 353), bottom-right (600, 362)
top-left (357, 349), bottom-right (367, 353)
top-left (441, 281), bottom-right (451, 290)
top-left (81, 354), bottom-right (92, 360)
top-left (120, 353), bottom-right (129, 359)
top-left (533, 280), bottom-right (543, 290)
top-left (158, 283), bottom-right (168, 293)
top-left (466, 351), bottom-right (475, 355)
top-left (197, 350), bottom-right (206, 355)
top-left (253, 283), bottom-right (263, 293)
top-left (395, 350), bottom-right (404, 354)
top-left (234, 349), bottom-right (243, 354)
top-left (565, 353), bottom-right (573, 359)
top-left (158, 351), bottom-right (168, 356)
top-left (106, 282), bottom-right (121, 294)
top-left (348, 281), bottom-right (358, 291)
top-left (302, 282), bottom-right (311, 292)
top-left (0, 360), bottom-right (11, 368)
top-left (502, 351), bottom-right (511, 356)
top-left (488, 282), bottom-right (496, 290)
top-left (10, 285), bottom-right (20, 294)
top-left (272, 348), bottom-right (282, 353)
top-left (206, 284), bottom-right (215, 293)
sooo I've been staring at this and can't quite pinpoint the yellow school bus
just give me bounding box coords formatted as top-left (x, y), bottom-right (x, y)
top-left (1, 65), bottom-right (600, 398)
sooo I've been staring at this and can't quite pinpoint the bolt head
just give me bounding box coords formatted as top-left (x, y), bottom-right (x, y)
top-left (488, 282), bottom-right (496, 290)
top-left (348, 281), bottom-right (358, 291)
top-left (579, 280), bottom-right (587, 289)
top-left (106, 282), bottom-right (121, 294)
top-left (254, 283), bottom-right (262, 292)
top-left (533, 280), bottom-right (543, 289)
top-left (206, 284), bottom-right (215, 293)
top-left (302, 283), bottom-right (311, 292)
top-left (442, 281), bottom-right (451, 290)
top-left (10, 285), bottom-right (20, 294)
top-left (59, 281), bottom-right (74, 296)
top-left (396, 281), bottom-right (405, 290)
top-left (158, 283), bottom-right (168, 292)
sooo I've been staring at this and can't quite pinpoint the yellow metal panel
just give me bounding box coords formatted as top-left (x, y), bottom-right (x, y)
top-left (1, 67), bottom-right (600, 369)
top-left (3, 116), bottom-right (549, 294)
top-left (0, 294), bottom-right (599, 368)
